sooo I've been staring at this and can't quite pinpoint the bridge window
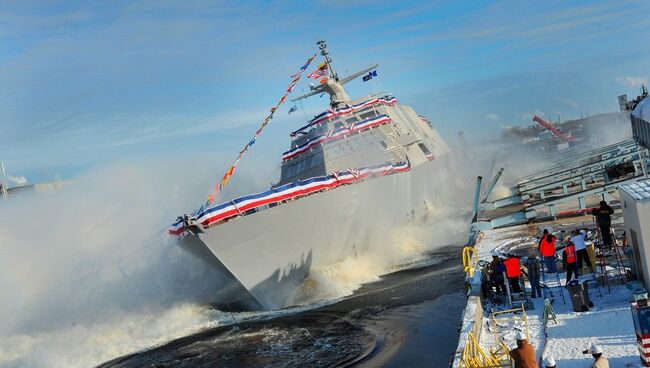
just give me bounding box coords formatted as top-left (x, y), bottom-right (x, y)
top-left (359, 111), bottom-right (377, 120)
top-left (418, 142), bottom-right (432, 156)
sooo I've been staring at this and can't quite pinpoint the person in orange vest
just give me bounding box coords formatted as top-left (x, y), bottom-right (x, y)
top-left (539, 230), bottom-right (557, 273)
top-left (504, 254), bottom-right (523, 293)
top-left (562, 241), bottom-right (578, 284)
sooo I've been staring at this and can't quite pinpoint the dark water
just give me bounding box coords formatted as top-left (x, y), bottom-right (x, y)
top-left (97, 246), bottom-right (465, 368)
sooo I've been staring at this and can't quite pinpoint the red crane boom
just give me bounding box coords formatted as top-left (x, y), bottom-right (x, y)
top-left (532, 115), bottom-right (575, 142)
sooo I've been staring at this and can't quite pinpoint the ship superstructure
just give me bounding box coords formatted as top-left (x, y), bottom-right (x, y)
top-left (171, 41), bottom-right (450, 309)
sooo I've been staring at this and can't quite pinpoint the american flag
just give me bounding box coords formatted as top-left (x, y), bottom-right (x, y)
top-left (308, 63), bottom-right (328, 79)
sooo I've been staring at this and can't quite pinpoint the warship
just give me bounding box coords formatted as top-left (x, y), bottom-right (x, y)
top-left (170, 41), bottom-right (451, 309)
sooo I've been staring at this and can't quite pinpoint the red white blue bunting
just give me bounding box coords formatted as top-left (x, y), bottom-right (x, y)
top-left (290, 95), bottom-right (398, 136)
top-left (169, 160), bottom-right (410, 235)
top-left (282, 114), bottom-right (391, 161)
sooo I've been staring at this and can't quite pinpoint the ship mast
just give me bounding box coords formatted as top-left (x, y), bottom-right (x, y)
top-left (292, 40), bottom-right (378, 107)
top-left (317, 40), bottom-right (338, 82)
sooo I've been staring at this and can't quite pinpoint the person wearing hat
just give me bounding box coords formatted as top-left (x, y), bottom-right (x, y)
top-left (582, 343), bottom-right (608, 368)
top-left (543, 356), bottom-right (556, 368)
top-left (508, 330), bottom-right (537, 368)
top-left (591, 200), bottom-right (614, 246)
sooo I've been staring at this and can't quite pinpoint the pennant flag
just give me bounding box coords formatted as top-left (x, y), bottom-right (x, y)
top-left (319, 77), bottom-right (327, 85)
top-left (219, 165), bottom-right (236, 190)
top-left (204, 53), bottom-right (316, 206)
top-left (288, 105), bottom-right (298, 114)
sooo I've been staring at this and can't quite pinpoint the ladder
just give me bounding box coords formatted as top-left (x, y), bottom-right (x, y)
top-left (594, 225), bottom-right (627, 294)
top-left (540, 255), bottom-right (566, 304)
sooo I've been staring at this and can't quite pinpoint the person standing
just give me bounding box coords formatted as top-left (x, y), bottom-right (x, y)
top-left (489, 253), bottom-right (506, 295)
top-left (524, 255), bottom-right (542, 298)
top-left (509, 331), bottom-right (537, 368)
top-left (539, 231), bottom-right (558, 273)
top-left (592, 201), bottom-right (615, 246)
top-left (571, 229), bottom-right (594, 274)
top-left (504, 254), bottom-right (523, 293)
top-left (563, 241), bottom-right (579, 283)
top-left (583, 343), bottom-right (609, 368)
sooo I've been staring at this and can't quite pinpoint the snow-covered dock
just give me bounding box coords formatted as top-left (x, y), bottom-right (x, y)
top-left (452, 211), bottom-right (643, 368)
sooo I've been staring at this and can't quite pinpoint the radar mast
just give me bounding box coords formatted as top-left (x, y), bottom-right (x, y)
top-left (292, 40), bottom-right (379, 108)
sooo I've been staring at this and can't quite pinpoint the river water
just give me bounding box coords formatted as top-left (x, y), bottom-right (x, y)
top-left (97, 245), bottom-right (466, 367)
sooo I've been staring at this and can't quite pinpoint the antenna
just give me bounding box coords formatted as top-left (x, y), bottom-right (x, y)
top-left (317, 40), bottom-right (338, 81)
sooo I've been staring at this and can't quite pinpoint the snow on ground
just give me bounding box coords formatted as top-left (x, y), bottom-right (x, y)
top-left (543, 283), bottom-right (640, 368)
top-left (469, 223), bottom-right (643, 367)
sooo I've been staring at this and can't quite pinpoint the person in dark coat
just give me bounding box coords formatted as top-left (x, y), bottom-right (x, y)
top-left (524, 255), bottom-right (542, 298)
top-left (592, 201), bottom-right (614, 246)
top-left (489, 253), bottom-right (506, 295)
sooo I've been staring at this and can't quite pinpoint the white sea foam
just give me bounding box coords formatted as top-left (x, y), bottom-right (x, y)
top-left (0, 145), bottom-right (489, 367)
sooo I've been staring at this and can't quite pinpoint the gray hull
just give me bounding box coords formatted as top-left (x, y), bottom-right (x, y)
top-left (189, 156), bottom-right (451, 309)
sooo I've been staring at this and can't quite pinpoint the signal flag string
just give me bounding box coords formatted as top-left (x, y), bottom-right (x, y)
top-left (204, 53), bottom-right (317, 207)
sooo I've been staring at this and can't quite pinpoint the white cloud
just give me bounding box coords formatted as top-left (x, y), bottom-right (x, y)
top-left (485, 113), bottom-right (499, 121)
top-left (617, 76), bottom-right (648, 88)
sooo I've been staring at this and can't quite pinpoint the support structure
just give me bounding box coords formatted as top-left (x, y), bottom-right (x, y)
top-left (474, 140), bottom-right (650, 231)
top-left (0, 162), bottom-right (8, 199)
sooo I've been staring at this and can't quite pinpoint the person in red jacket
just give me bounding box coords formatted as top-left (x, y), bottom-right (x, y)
top-left (504, 254), bottom-right (523, 293)
top-left (539, 230), bottom-right (558, 273)
top-left (562, 241), bottom-right (578, 284)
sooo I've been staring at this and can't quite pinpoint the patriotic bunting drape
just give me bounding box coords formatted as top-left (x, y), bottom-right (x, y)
top-left (170, 160), bottom-right (410, 235)
top-left (290, 96), bottom-right (398, 136)
top-left (205, 54), bottom-right (317, 206)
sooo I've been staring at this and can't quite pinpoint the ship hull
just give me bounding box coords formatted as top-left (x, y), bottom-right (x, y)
top-left (186, 156), bottom-right (453, 310)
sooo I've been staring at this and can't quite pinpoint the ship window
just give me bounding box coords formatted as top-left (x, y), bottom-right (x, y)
top-left (345, 117), bottom-right (357, 125)
top-left (418, 142), bottom-right (431, 155)
top-left (380, 141), bottom-right (387, 149)
top-left (334, 121), bottom-right (345, 129)
top-left (359, 111), bottom-right (377, 120)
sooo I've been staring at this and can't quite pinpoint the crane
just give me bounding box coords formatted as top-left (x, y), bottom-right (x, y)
top-left (532, 115), bottom-right (576, 143)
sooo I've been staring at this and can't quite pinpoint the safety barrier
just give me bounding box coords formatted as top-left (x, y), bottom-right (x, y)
top-left (490, 303), bottom-right (530, 341)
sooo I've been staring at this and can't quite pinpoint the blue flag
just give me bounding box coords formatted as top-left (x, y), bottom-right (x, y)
top-left (288, 105), bottom-right (298, 114)
top-left (363, 70), bottom-right (378, 82)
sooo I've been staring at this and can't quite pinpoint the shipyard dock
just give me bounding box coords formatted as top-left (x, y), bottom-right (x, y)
top-left (451, 97), bottom-right (650, 368)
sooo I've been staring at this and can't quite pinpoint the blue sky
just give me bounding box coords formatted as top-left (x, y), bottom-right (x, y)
top-left (1, 0), bottom-right (649, 183)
